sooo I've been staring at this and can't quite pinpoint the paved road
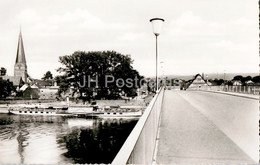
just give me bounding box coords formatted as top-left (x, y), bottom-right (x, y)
top-left (156, 90), bottom-right (258, 164)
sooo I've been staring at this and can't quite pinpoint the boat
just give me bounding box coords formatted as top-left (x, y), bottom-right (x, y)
top-left (68, 105), bottom-right (93, 114)
top-left (7, 100), bottom-right (143, 118)
top-left (8, 105), bottom-right (72, 116)
top-left (85, 109), bottom-right (143, 118)
top-left (7, 103), bottom-right (95, 116)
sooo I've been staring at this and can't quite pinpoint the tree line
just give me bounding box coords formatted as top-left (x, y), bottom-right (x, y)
top-left (1, 55), bottom-right (259, 99)
top-left (208, 75), bottom-right (260, 86)
top-left (0, 51), bottom-right (144, 100)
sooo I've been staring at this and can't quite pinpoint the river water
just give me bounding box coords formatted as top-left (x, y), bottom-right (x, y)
top-left (0, 113), bottom-right (138, 164)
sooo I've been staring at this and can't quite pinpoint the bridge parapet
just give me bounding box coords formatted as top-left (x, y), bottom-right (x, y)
top-left (209, 85), bottom-right (260, 95)
top-left (112, 88), bottom-right (164, 164)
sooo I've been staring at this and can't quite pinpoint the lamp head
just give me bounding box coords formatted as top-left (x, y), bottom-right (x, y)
top-left (150, 18), bottom-right (165, 36)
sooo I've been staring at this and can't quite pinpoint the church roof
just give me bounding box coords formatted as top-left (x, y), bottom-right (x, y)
top-left (15, 30), bottom-right (26, 64)
top-left (32, 79), bottom-right (52, 87)
top-left (186, 74), bottom-right (209, 89)
top-left (20, 84), bottom-right (29, 91)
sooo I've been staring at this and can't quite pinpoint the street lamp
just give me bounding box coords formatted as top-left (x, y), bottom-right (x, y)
top-left (160, 61), bottom-right (164, 87)
top-left (150, 18), bottom-right (164, 92)
top-left (223, 70), bottom-right (226, 83)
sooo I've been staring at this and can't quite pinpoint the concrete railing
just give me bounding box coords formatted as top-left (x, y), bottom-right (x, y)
top-left (112, 88), bottom-right (165, 165)
top-left (209, 85), bottom-right (260, 95)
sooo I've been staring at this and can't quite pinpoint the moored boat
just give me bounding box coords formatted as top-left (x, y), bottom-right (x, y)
top-left (7, 100), bottom-right (144, 118)
top-left (67, 105), bottom-right (93, 114)
top-left (85, 109), bottom-right (143, 118)
top-left (8, 105), bottom-right (72, 116)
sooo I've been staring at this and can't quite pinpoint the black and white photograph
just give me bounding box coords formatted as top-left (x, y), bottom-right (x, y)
top-left (0, 0), bottom-right (259, 164)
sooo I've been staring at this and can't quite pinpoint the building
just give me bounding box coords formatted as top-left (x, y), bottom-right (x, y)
top-left (232, 80), bottom-right (242, 86)
top-left (186, 74), bottom-right (209, 90)
top-left (1, 30), bottom-right (60, 100)
top-left (2, 30), bottom-right (28, 86)
top-left (245, 80), bottom-right (254, 85)
top-left (14, 31), bottom-right (27, 83)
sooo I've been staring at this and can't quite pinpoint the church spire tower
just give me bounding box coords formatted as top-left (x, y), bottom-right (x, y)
top-left (14, 29), bottom-right (27, 83)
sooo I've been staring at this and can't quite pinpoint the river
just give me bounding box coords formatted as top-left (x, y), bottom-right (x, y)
top-left (0, 113), bottom-right (138, 164)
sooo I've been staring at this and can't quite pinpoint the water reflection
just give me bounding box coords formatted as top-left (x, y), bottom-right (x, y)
top-left (0, 113), bottom-right (138, 164)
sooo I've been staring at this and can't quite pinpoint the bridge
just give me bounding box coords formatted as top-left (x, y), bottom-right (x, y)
top-left (112, 88), bottom-right (259, 164)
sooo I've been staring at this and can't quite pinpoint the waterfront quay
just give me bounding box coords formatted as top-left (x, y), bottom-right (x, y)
top-left (0, 97), bottom-right (152, 164)
top-left (113, 89), bottom-right (259, 164)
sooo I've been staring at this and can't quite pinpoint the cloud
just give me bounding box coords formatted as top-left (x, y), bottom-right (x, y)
top-left (117, 32), bottom-right (146, 41)
top-left (17, 9), bottom-right (40, 23)
top-left (15, 8), bottom-right (137, 34)
top-left (15, 8), bottom-right (104, 34)
top-left (208, 40), bottom-right (234, 48)
top-left (3, 1), bottom-right (257, 78)
top-left (173, 11), bottom-right (203, 26)
top-left (50, 9), bottom-right (103, 29)
top-left (168, 11), bottom-right (257, 39)
top-left (168, 11), bottom-right (225, 37)
top-left (208, 39), bottom-right (257, 53)
top-left (233, 17), bottom-right (256, 26)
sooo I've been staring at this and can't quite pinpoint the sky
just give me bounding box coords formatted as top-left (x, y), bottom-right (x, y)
top-left (0, 0), bottom-right (258, 79)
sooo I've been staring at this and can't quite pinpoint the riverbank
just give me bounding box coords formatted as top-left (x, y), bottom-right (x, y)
top-left (0, 99), bottom-right (56, 105)
top-left (0, 94), bottom-right (155, 114)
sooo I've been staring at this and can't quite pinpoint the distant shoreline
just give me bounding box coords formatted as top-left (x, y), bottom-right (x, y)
top-left (0, 99), bottom-right (56, 105)
top-left (0, 94), bottom-right (154, 109)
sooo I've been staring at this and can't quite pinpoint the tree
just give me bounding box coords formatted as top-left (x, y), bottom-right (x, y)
top-left (55, 75), bottom-right (70, 96)
top-left (209, 78), bottom-right (224, 86)
top-left (252, 76), bottom-right (260, 84)
top-left (232, 75), bottom-right (254, 85)
top-left (240, 76), bottom-right (252, 85)
top-left (244, 76), bottom-right (252, 81)
top-left (218, 79), bottom-right (224, 85)
top-left (0, 67), bottom-right (6, 76)
top-left (0, 78), bottom-right (15, 99)
top-left (227, 81), bottom-right (233, 86)
top-left (42, 71), bottom-right (53, 80)
top-left (58, 51), bottom-right (144, 100)
top-left (233, 75), bottom-right (243, 81)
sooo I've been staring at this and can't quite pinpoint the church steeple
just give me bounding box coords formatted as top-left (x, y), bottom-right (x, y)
top-left (14, 29), bottom-right (27, 83)
top-left (15, 29), bottom-right (26, 64)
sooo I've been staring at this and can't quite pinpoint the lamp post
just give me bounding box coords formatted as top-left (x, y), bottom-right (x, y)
top-left (223, 70), bottom-right (226, 83)
top-left (150, 18), bottom-right (164, 92)
top-left (160, 61), bottom-right (164, 87)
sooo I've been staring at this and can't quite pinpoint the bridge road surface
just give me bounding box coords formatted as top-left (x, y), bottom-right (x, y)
top-left (156, 90), bottom-right (259, 164)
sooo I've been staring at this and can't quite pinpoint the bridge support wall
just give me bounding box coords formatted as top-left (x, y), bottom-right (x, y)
top-left (112, 88), bottom-right (164, 164)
